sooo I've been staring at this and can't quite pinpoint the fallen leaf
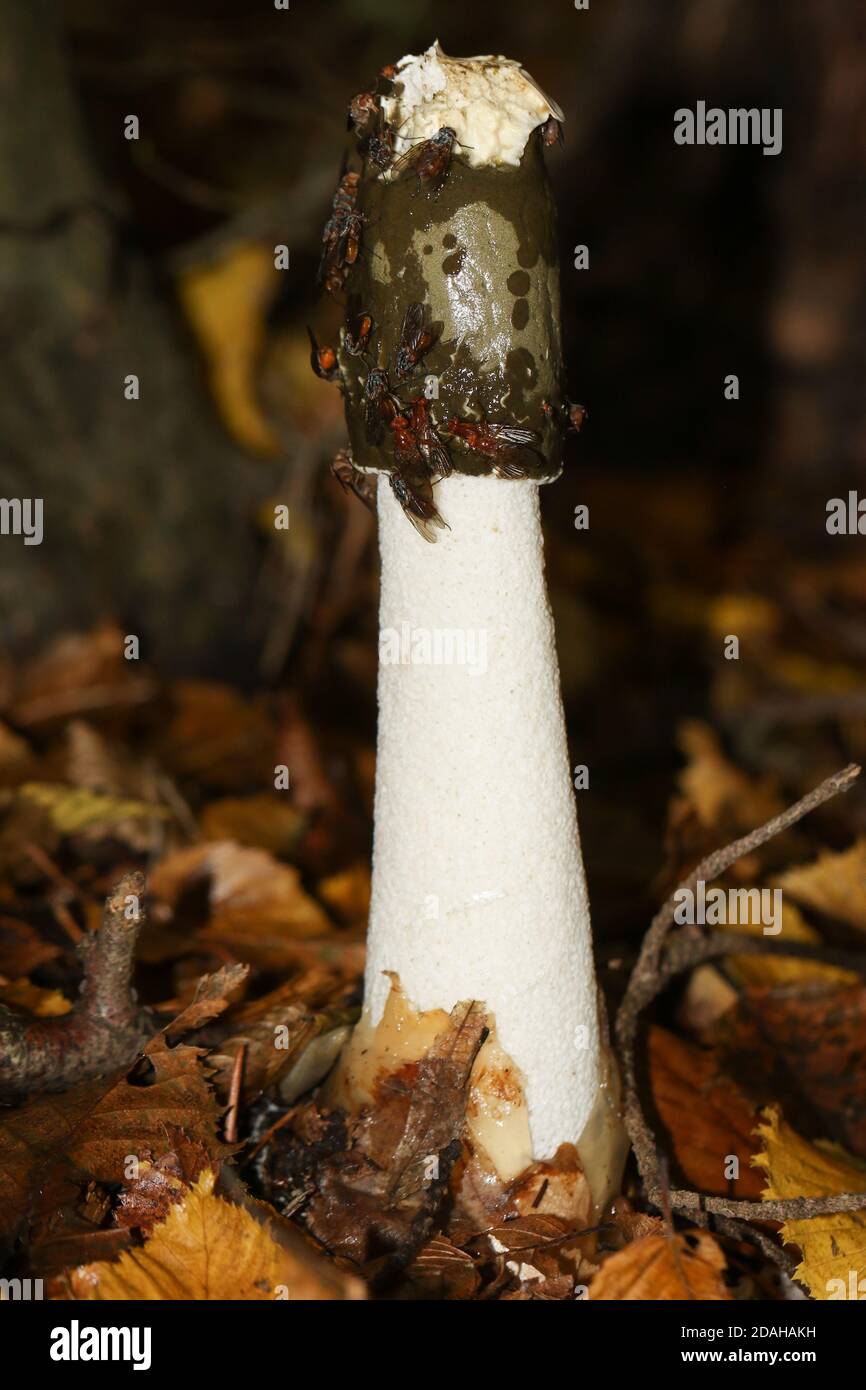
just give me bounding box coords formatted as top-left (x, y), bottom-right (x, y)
top-left (199, 794), bottom-right (306, 857)
top-left (17, 783), bottom-right (169, 837)
top-left (753, 1106), bottom-right (866, 1299)
top-left (0, 916), bottom-right (60, 978)
top-left (589, 1230), bottom-right (731, 1300)
top-left (777, 841), bottom-right (866, 933)
top-left (205, 968), bottom-right (356, 1098)
top-left (73, 1169), bottom-right (361, 1300)
top-left (0, 722), bottom-right (35, 785)
top-left (0, 1034), bottom-right (228, 1250)
top-left (64, 720), bottom-right (166, 853)
top-left (473, 1212), bottom-right (597, 1297)
top-left (404, 1235), bottom-right (480, 1299)
top-left (150, 841), bottom-right (331, 962)
top-left (5, 624), bottom-right (155, 729)
top-left (318, 862), bottom-right (371, 927)
top-left (648, 1027), bottom-right (765, 1198)
top-left (156, 681), bottom-right (275, 790)
top-left (715, 983), bottom-right (866, 1161)
top-left (675, 722), bottom-right (783, 834)
top-left (450, 1141), bottom-right (592, 1246)
top-left (721, 897), bottom-right (856, 988)
top-left (177, 243), bottom-right (281, 456)
top-left (662, 723), bottom-right (786, 885)
top-left (163, 962), bottom-right (249, 1042)
top-left (0, 979), bottom-right (70, 1016)
top-left (115, 1134), bottom-right (218, 1234)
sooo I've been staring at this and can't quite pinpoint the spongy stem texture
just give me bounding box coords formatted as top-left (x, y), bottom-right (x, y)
top-left (367, 472), bottom-right (600, 1160)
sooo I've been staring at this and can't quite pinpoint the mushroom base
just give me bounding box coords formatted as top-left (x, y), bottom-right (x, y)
top-left (328, 974), bottom-right (628, 1219)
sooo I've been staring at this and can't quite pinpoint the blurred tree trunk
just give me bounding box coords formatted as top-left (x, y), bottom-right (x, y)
top-left (0, 0), bottom-right (275, 674)
top-left (764, 0), bottom-right (866, 483)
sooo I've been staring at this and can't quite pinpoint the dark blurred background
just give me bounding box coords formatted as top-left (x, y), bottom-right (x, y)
top-left (1, 0), bottom-right (865, 947)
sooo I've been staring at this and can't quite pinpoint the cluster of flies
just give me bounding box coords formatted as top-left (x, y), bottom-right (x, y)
top-left (311, 64), bottom-right (571, 542)
top-left (316, 300), bottom-right (545, 541)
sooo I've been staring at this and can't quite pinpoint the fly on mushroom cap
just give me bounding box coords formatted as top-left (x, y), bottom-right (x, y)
top-left (334, 41), bottom-right (572, 528)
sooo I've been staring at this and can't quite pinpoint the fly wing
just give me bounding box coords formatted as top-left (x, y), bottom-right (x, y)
top-left (332, 449), bottom-right (377, 512)
top-left (389, 471), bottom-right (449, 543)
top-left (399, 302), bottom-right (425, 350)
top-left (389, 138), bottom-right (426, 179)
top-left (422, 431), bottom-right (452, 479)
top-left (491, 445), bottom-right (545, 479)
top-left (485, 423), bottom-right (541, 447)
top-left (365, 398), bottom-right (385, 444)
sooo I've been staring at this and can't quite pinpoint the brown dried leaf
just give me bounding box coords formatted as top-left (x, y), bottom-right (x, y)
top-left (474, 1212), bottom-right (598, 1297)
top-left (715, 981), bottom-right (866, 1161)
top-left (4, 624), bottom-right (155, 729)
top-left (64, 720), bottom-right (166, 853)
top-left (115, 1134), bottom-right (218, 1234)
top-left (662, 723), bottom-right (785, 885)
top-left (199, 794), bottom-right (306, 857)
top-left (607, 1199), bottom-right (666, 1247)
top-left (0, 917), bottom-right (60, 979)
top-left (206, 969), bottom-right (356, 1099)
top-left (156, 681), bottom-right (274, 790)
top-left (149, 840), bottom-right (331, 963)
top-left (163, 962), bottom-right (249, 1043)
top-left (589, 1230), bottom-right (731, 1300)
top-left (404, 1235), bottom-right (480, 1300)
top-left (450, 1142), bottom-right (592, 1245)
top-left (648, 1027), bottom-right (765, 1198)
top-left (0, 1034), bottom-right (228, 1248)
top-left (0, 722), bottom-right (35, 786)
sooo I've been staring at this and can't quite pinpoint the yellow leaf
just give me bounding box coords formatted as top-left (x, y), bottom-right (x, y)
top-left (767, 651), bottom-right (862, 697)
top-left (318, 862), bottom-right (371, 926)
top-left (777, 841), bottom-right (866, 934)
top-left (676, 723), bottom-right (783, 832)
top-left (73, 1170), bottom-right (363, 1300)
top-left (753, 1107), bottom-right (866, 1299)
top-left (18, 783), bottom-right (169, 835)
top-left (177, 243), bottom-right (280, 456)
top-left (0, 979), bottom-right (70, 1015)
top-left (722, 896), bottom-right (856, 988)
top-left (706, 594), bottom-right (780, 640)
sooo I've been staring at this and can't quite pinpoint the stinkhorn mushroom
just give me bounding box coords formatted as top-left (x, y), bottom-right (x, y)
top-left (322, 44), bottom-right (626, 1215)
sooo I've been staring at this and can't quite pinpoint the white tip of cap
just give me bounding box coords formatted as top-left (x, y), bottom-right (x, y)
top-left (382, 41), bottom-right (563, 171)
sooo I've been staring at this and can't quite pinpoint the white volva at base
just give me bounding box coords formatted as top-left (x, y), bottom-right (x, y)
top-left (366, 472), bottom-right (601, 1161)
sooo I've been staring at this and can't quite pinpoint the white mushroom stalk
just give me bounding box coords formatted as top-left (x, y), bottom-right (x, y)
top-left (327, 45), bottom-right (625, 1209)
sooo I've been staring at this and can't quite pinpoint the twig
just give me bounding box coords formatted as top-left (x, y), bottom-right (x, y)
top-left (0, 872), bottom-right (152, 1101)
top-left (615, 763), bottom-right (866, 1234)
top-left (22, 841), bottom-right (84, 943)
top-left (225, 1043), bottom-right (247, 1145)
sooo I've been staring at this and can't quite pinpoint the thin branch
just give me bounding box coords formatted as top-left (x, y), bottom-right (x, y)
top-left (615, 763), bottom-right (866, 1232)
